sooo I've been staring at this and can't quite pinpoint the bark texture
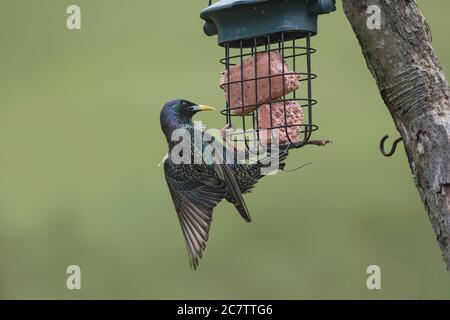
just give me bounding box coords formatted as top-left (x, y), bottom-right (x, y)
top-left (342, 0), bottom-right (450, 268)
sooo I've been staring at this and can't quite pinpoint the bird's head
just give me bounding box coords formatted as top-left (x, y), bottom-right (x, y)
top-left (160, 99), bottom-right (215, 142)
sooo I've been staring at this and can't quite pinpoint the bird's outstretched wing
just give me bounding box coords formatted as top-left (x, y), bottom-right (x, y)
top-left (164, 163), bottom-right (226, 269)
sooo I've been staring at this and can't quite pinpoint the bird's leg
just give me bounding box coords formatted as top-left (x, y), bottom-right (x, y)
top-left (220, 123), bottom-right (233, 142)
top-left (220, 124), bottom-right (254, 164)
top-left (220, 123), bottom-right (239, 151)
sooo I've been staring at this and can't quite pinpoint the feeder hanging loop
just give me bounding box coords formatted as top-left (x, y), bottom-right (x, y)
top-left (308, 0), bottom-right (338, 15)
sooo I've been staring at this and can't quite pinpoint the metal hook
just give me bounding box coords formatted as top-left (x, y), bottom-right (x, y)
top-left (380, 135), bottom-right (403, 157)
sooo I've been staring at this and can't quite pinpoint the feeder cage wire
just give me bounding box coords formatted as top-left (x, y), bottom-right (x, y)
top-left (202, 0), bottom-right (336, 152)
top-left (221, 31), bottom-right (317, 151)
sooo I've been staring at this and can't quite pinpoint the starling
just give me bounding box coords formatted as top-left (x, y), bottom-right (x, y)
top-left (160, 99), bottom-right (287, 268)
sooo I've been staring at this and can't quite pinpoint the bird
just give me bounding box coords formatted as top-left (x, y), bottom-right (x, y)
top-left (160, 99), bottom-right (288, 269)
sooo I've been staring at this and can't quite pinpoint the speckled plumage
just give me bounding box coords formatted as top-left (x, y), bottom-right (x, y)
top-left (160, 99), bottom-right (287, 268)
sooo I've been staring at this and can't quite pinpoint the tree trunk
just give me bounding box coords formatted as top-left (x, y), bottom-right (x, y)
top-left (342, 0), bottom-right (450, 269)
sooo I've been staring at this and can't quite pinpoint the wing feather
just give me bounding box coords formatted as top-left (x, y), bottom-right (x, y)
top-left (164, 164), bottom-right (225, 269)
top-left (214, 163), bottom-right (251, 222)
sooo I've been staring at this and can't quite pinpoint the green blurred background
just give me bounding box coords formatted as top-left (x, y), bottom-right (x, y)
top-left (0, 0), bottom-right (449, 299)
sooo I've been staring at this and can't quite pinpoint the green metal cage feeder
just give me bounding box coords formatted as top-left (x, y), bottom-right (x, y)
top-left (200, 0), bottom-right (336, 149)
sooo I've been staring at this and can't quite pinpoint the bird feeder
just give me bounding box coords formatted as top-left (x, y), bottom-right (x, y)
top-left (200, 0), bottom-right (336, 150)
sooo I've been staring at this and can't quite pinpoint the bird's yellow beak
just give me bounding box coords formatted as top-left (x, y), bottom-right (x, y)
top-left (194, 105), bottom-right (216, 112)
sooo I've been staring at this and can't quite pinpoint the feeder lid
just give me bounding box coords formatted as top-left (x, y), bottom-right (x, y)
top-left (201, 0), bottom-right (336, 47)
